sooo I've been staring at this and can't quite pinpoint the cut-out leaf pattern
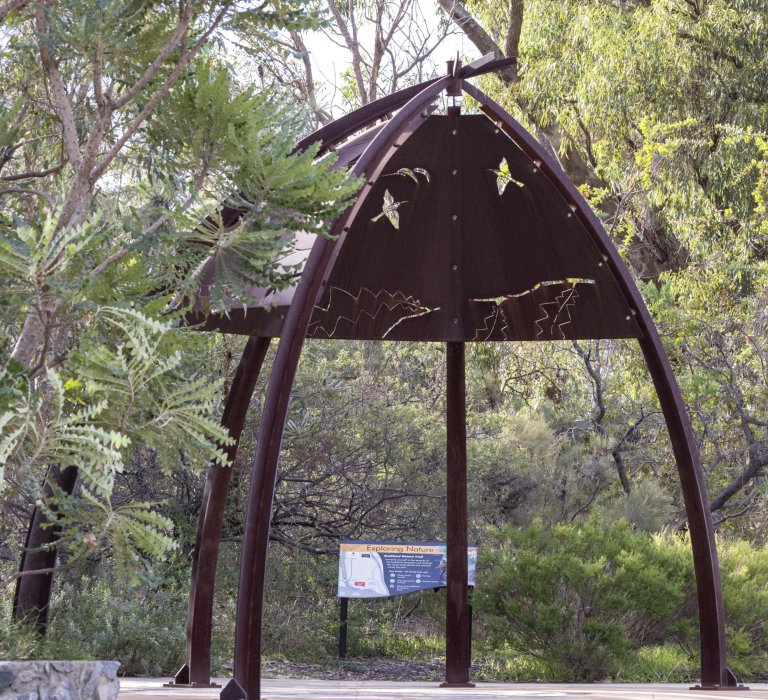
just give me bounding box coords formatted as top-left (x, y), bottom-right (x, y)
top-left (371, 189), bottom-right (406, 229)
top-left (470, 279), bottom-right (596, 341)
top-left (491, 157), bottom-right (524, 195)
top-left (309, 286), bottom-right (440, 339)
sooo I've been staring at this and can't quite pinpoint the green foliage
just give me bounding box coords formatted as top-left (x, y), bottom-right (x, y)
top-left (142, 61), bottom-right (360, 313)
top-left (261, 547), bottom-right (341, 661)
top-left (718, 540), bottom-right (768, 678)
top-left (475, 520), bottom-right (768, 681)
top-left (1, 305), bottom-right (232, 580)
top-left (45, 577), bottom-right (186, 675)
top-left (474, 519), bottom-right (696, 681)
top-left (0, 0), bottom-right (360, 585)
top-left (0, 96), bottom-right (23, 152)
top-left (613, 645), bottom-right (698, 684)
top-left (599, 481), bottom-right (676, 534)
top-left (0, 618), bottom-right (92, 663)
top-left (0, 209), bottom-right (103, 309)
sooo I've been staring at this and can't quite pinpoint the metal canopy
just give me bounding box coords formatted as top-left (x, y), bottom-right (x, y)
top-left (194, 113), bottom-right (642, 342)
top-left (314, 114), bottom-right (642, 342)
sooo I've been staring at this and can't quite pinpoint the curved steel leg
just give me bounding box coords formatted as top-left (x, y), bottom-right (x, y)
top-left (639, 335), bottom-right (728, 687)
top-left (221, 76), bottom-right (452, 700)
top-left (13, 465), bottom-right (79, 631)
top-left (175, 336), bottom-right (272, 686)
top-left (462, 82), bottom-right (731, 688)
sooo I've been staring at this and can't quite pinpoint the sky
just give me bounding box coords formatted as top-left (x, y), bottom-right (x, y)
top-left (300, 0), bottom-right (473, 115)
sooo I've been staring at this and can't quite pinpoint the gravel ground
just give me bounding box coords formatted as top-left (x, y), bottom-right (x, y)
top-left (262, 658), bottom-right (448, 682)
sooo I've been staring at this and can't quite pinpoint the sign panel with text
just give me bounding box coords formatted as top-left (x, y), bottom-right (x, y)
top-left (337, 540), bottom-right (477, 598)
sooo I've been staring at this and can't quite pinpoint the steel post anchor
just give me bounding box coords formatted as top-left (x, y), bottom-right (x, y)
top-left (220, 679), bottom-right (247, 699)
top-left (691, 668), bottom-right (748, 691)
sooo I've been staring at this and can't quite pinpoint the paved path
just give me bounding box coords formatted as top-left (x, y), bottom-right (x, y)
top-left (119, 678), bottom-right (768, 700)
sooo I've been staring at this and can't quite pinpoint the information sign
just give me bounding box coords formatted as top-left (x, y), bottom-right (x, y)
top-left (337, 540), bottom-right (477, 598)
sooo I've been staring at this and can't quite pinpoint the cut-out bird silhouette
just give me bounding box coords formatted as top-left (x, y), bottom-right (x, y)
top-left (371, 189), bottom-right (407, 229)
top-left (490, 157), bottom-right (524, 195)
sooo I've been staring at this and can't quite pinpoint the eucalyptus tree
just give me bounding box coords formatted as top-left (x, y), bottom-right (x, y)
top-left (0, 0), bottom-right (358, 585)
top-left (437, 0), bottom-right (768, 534)
top-left (233, 0), bottom-right (456, 127)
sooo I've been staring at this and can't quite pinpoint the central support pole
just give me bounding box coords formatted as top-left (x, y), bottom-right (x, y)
top-left (443, 341), bottom-right (472, 687)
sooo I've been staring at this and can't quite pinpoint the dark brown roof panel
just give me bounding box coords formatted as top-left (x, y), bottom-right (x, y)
top-left (310, 113), bottom-right (642, 341)
top-left (193, 112), bottom-right (642, 342)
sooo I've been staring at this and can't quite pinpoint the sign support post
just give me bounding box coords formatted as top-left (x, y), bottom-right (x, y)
top-left (338, 598), bottom-right (348, 660)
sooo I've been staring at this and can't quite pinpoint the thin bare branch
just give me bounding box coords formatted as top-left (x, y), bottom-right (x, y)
top-left (0, 0), bottom-right (26, 24)
top-left (572, 340), bottom-right (606, 428)
top-left (709, 452), bottom-right (768, 513)
top-left (0, 187), bottom-right (55, 207)
top-left (1, 162), bottom-right (65, 181)
top-left (35, 2), bottom-right (82, 170)
top-left (91, 6), bottom-right (229, 182)
top-left (326, 0), bottom-right (368, 104)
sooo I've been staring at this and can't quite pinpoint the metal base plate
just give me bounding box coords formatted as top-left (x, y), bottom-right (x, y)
top-left (440, 682), bottom-right (476, 688)
top-left (163, 682), bottom-right (222, 688)
top-left (690, 685), bottom-right (750, 691)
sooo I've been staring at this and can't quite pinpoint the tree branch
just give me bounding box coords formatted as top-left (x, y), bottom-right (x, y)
top-left (326, 0), bottom-right (368, 104)
top-left (88, 161), bottom-right (212, 280)
top-left (90, 6), bottom-right (229, 182)
top-left (0, 187), bottom-right (55, 207)
top-left (111, 3), bottom-right (197, 110)
top-left (572, 340), bottom-right (606, 428)
top-left (269, 531), bottom-right (337, 555)
top-left (1, 161), bottom-right (65, 182)
top-left (437, 0), bottom-right (499, 56)
top-left (504, 0), bottom-right (524, 61)
top-left (709, 451), bottom-right (768, 514)
top-left (436, 0), bottom-right (519, 82)
top-left (35, 2), bottom-right (81, 170)
top-left (0, 0), bottom-right (27, 24)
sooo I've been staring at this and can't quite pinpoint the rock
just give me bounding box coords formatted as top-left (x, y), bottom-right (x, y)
top-left (0, 660), bottom-right (120, 700)
top-left (0, 671), bottom-right (14, 690)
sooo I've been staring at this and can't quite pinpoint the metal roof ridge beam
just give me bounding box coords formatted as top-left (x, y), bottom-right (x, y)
top-left (296, 55), bottom-right (517, 158)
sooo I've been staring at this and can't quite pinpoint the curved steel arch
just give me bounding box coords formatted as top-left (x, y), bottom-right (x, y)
top-left (221, 75), bottom-right (453, 700)
top-left (177, 335), bottom-right (272, 687)
top-left (223, 78), bottom-right (735, 698)
top-left (462, 81), bottom-right (729, 688)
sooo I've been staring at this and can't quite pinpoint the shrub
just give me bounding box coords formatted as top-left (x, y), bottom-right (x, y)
top-left (719, 540), bottom-right (768, 679)
top-left (473, 518), bottom-right (695, 680)
top-left (46, 577), bottom-right (187, 676)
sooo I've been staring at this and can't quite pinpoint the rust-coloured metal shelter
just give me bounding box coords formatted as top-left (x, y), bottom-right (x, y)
top-left (14, 56), bottom-right (739, 699)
